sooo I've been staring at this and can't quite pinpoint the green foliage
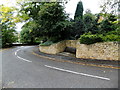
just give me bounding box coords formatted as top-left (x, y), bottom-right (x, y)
top-left (102, 29), bottom-right (120, 42)
top-left (18, 2), bottom-right (43, 44)
top-left (108, 14), bottom-right (117, 22)
top-left (1, 23), bottom-right (18, 47)
top-left (0, 5), bottom-right (18, 47)
top-left (74, 1), bottom-right (84, 20)
top-left (72, 18), bottom-right (85, 39)
top-left (51, 21), bottom-right (73, 41)
top-left (80, 29), bottom-right (120, 45)
top-left (106, 29), bottom-right (120, 35)
top-left (17, 0), bottom-right (120, 45)
top-left (0, 38), bottom-right (2, 48)
top-left (100, 14), bottom-right (118, 33)
top-left (100, 19), bottom-right (112, 33)
top-left (19, 2), bottom-right (71, 43)
top-left (37, 3), bottom-right (70, 41)
top-left (34, 37), bottom-right (44, 44)
top-left (80, 34), bottom-right (103, 45)
top-left (83, 13), bottom-right (99, 34)
top-left (20, 26), bottom-right (35, 44)
top-left (17, 2), bottom-right (41, 22)
top-left (102, 34), bottom-right (120, 42)
top-left (39, 41), bottom-right (54, 46)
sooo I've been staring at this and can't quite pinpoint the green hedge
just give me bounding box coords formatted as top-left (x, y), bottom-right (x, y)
top-left (80, 30), bottom-right (120, 45)
top-left (39, 41), bottom-right (54, 46)
top-left (102, 34), bottom-right (120, 42)
top-left (80, 34), bottom-right (103, 45)
top-left (102, 29), bottom-right (120, 42)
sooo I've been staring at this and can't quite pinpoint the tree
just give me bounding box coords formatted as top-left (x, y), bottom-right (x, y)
top-left (100, 0), bottom-right (119, 15)
top-left (83, 10), bottom-right (94, 32)
top-left (18, 1), bottom-right (71, 43)
top-left (72, 18), bottom-right (85, 39)
top-left (0, 5), bottom-right (17, 47)
top-left (20, 27), bottom-right (32, 43)
top-left (32, 2), bottom-right (71, 42)
top-left (74, 1), bottom-right (84, 20)
top-left (17, 1), bottom-right (44, 43)
top-left (99, 0), bottom-right (119, 33)
top-left (20, 21), bottom-right (38, 44)
top-left (83, 11), bottom-right (99, 34)
top-left (17, 2), bottom-right (41, 22)
top-left (100, 14), bottom-right (118, 33)
top-left (72, 1), bottom-right (84, 39)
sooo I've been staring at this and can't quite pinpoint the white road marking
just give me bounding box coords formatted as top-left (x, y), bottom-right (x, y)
top-left (15, 49), bottom-right (20, 55)
top-left (45, 65), bottom-right (110, 81)
top-left (14, 48), bottom-right (32, 63)
top-left (17, 55), bottom-right (32, 62)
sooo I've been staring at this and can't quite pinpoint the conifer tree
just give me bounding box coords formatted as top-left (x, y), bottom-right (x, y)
top-left (74, 1), bottom-right (84, 20)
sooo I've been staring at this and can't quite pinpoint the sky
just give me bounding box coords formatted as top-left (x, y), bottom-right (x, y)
top-left (0, 0), bottom-right (102, 31)
top-left (65, 0), bottom-right (101, 19)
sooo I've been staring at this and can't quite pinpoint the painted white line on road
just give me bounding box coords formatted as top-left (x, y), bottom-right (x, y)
top-left (14, 49), bottom-right (32, 63)
top-left (15, 49), bottom-right (20, 55)
top-left (45, 65), bottom-right (110, 81)
top-left (17, 55), bottom-right (32, 62)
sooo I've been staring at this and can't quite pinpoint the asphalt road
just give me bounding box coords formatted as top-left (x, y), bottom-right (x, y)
top-left (1, 46), bottom-right (119, 88)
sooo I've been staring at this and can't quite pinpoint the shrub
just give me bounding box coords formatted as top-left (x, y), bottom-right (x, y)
top-left (80, 30), bottom-right (120, 45)
top-left (80, 34), bottom-right (103, 45)
top-left (106, 30), bottom-right (120, 35)
top-left (39, 41), bottom-right (54, 46)
top-left (102, 29), bottom-right (120, 42)
top-left (102, 34), bottom-right (120, 42)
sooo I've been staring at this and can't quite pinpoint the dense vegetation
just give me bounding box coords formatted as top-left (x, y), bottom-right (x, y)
top-left (80, 13), bottom-right (120, 44)
top-left (0, 5), bottom-right (18, 48)
top-left (17, 2), bottom-right (73, 44)
top-left (0, 0), bottom-right (119, 47)
top-left (77, 0), bottom-right (120, 44)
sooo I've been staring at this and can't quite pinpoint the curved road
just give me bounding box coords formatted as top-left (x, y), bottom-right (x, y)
top-left (1, 46), bottom-right (119, 88)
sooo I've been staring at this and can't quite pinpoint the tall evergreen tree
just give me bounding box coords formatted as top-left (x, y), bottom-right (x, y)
top-left (74, 1), bottom-right (84, 20)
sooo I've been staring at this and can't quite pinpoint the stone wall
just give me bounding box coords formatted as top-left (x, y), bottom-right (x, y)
top-left (76, 42), bottom-right (119, 61)
top-left (39, 41), bottom-right (66, 54)
top-left (65, 40), bottom-right (77, 48)
top-left (39, 40), bottom-right (119, 61)
top-left (39, 40), bottom-right (77, 54)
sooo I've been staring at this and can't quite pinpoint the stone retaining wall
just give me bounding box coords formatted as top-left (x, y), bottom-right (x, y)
top-left (39, 41), bottom-right (66, 54)
top-left (65, 40), bottom-right (77, 48)
top-left (39, 40), bottom-right (120, 61)
top-left (76, 42), bottom-right (119, 61)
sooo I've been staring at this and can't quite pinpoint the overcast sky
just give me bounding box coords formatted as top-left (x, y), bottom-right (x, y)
top-left (0, 0), bottom-right (102, 31)
top-left (65, 0), bottom-right (101, 19)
